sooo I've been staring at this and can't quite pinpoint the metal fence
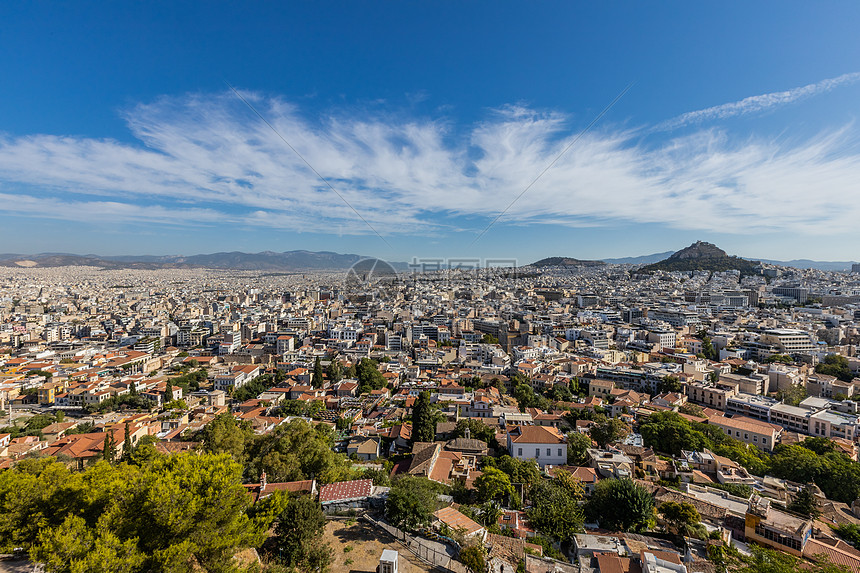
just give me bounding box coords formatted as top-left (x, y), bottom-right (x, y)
top-left (362, 515), bottom-right (469, 573)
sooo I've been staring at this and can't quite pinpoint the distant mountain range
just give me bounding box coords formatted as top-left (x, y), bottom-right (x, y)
top-left (603, 251), bottom-right (675, 265)
top-left (751, 258), bottom-right (858, 271)
top-left (0, 251), bottom-right (400, 271)
top-left (530, 256), bottom-right (605, 268)
top-left (1, 246), bottom-right (856, 272)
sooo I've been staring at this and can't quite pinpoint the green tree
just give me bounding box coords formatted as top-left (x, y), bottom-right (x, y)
top-left (232, 373), bottom-right (276, 402)
top-left (102, 433), bottom-right (114, 463)
top-left (385, 476), bottom-right (443, 530)
top-left (658, 375), bottom-right (681, 394)
top-left (475, 467), bottom-right (513, 503)
top-left (0, 453), bottom-right (277, 571)
top-left (356, 358), bottom-right (386, 394)
top-left (833, 523), bottom-right (860, 547)
top-left (776, 384), bottom-right (807, 406)
top-left (274, 494), bottom-right (332, 573)
top-left (460, 545), bottom-right (486, 573)
top-left (548, 383), bottom-right (573, 402)
top-left (165, 378), bottom-right (174, 405)
top-left (198, 413), bottom-right (254, 463)
top-left (589, 418), bottom-right (629, 448)
top-left (513, 383), bottom-right (548, 411)
top-left (482, 455), bottom-right (542, 489)
top-left (701, 336), bottom-right (718, 361)
top-left (567, 432), bottom-right (593, 465)
top-left (326, 359), bottom-right (342, 384)
top-left (788, 484), bottom-right (820, 518)
top-left (803, 437), bottom-right (837, 455)
top-left (527, 479), bottom-right (584, 541)
top-left (659, 501), bottom-right (704, 538)
top-left (411, 391), bottom-right (436, 443)
top-left (815, 354), bottom-right (854, 382)
top-left (585, 479), bottom-right (654, 532)
top-left (555, 469), bottom-right (585, 498)
top-left (245, 419), bottom-right (353, 484)
top-left (639, 411), bottom-right (710, 456)
top-left (453, 418), bottom-right (496, 444)
top-left (312, 356), bottom-right (324, 389)
top-left (129, 435), bottom-right (162, 467)
top-left (739, 544), bottom-right (850, 573)
top-left (33, 514), bottom-right (146, 573)
top-left (362, 467), bottom-right (392, 486)
top-left (122, 423), bottom-right (132, 462)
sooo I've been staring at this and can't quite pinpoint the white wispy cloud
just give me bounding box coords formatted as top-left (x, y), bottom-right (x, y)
top-left (658, 72), bottom-right (860, 130)
top-left (0, 87), bottom-right (859, 239)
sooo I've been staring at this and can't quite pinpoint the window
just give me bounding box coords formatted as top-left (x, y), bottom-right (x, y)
top-left (535, 449), bottom-right (540, 458)
top-left (558, 448), bottom-right (563, 457)
top-left (518, 448), bottom-right (522, 456)
top-left (547, 448), bottom-right (551, 456)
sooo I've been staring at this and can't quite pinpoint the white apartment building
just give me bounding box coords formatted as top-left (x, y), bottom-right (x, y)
top-left (759, 329), bottom-right (815, 354)
top-left (507, 425), bottom-right (567, 468)
top-left (647, 329), bottom-right (677, 350)
top-left (651, 308), bottom-right (701, 328)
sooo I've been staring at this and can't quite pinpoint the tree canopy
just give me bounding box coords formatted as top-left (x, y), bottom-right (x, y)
top-left (459, 544), bottom-right (487, 573)
top-left (659, 501), bottom-right (705, 539)
top-left (815, 354), bottom-right (854, 382)
top-left (274, 494), bottom-right (332, 573)
top-left (641, 412), bottom-right (860, 503)
top-left (585, 479), bottom-right (654, 533)
top-left (787, 484), bottom-right (820, 518)
top-left (385, 476), bottom-right (446, 530)
top-left (474, 467), bottom-right (513, 503)
top-left (411, 390), bottom-right (436, 443)
top-left (356, 358), bottom-right (386, 395)
top-left (198, 415), bottom-right (354, 485)
top-left (527, 477), bottom-right (584, 541)
top-left (567, 431), bottom-right (593, 465)
top-left (0, 453), bottom-right (277, 572)
top-left (589, 418), bottom-right (629, 448)
top-left (482, 455), bottom-right (542, 489)
top-left (453, 418), bottom-right (496, 445)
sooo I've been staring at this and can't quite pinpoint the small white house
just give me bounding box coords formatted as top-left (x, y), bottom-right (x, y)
top-left (506, 425), bottom-right (567, 468)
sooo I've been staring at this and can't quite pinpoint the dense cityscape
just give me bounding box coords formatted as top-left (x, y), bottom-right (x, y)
top-left (3, 3), bottom-right (859, 573)
top-left (2, 243), bottom-right (860, 572)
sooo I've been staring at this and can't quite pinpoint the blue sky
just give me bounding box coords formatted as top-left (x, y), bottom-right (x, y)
top-left (2, 2), bottom-right (860, 263)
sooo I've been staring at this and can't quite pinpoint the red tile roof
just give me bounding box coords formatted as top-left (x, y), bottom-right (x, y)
top-left (318, 479), bottom-right (373, 503)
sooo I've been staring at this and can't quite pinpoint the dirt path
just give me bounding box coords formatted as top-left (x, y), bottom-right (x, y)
top-left (323, 519), bottom-right (436, 573)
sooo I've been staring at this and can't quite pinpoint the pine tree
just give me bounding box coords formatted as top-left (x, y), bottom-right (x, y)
top-left (411, 391), bottom-right (435, 443)
top-left (165, 379), bottom-right (174, 406)
top-left (326, 359), bottom-right (342, 384)
top-left (103, 433), bottom-right (113, 462)
top-left (313, 356), bottom-right (324, 388)
top-left (123, 422), bottom-right (132, 462)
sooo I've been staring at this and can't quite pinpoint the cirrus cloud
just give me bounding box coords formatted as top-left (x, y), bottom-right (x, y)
top-left (0, 88), bottom-right (859, 239)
